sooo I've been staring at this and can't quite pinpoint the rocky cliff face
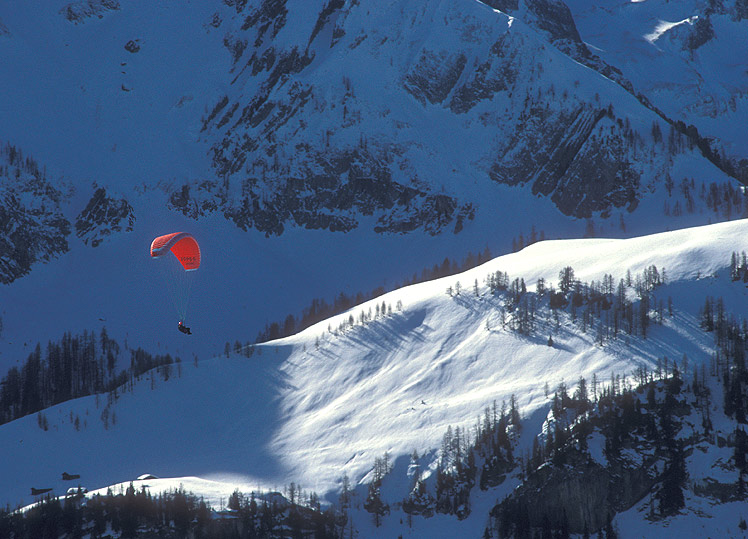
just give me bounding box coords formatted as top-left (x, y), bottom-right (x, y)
top-left (488, 373), bottom-right (746, 536)
top-left (0, 144), bottom-right (138, 282)
top-left (59, 0), bottom-right (120, 24)
top-left (491, 105), bottom-right (641, 217)
top-left (0, 144), bottom-right (70, 284)
top-left (75, 187), bottom-right (135, 247)
top-left (565, 0), bottom-right (748, 183)
top-left (494, 453), bottom-right (655, 533)
top-left (194, 0), bottom-right (726, 237)
top-left (170, 147), bottom-right (473, 236)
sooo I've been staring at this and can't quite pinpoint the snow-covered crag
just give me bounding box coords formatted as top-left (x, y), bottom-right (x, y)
top-left (194, 0), bottom-right (738, 235)
top-left (566, 0), bottom-right (748, 181)
top-left (0, 144), bottom-right (134, 280)
top-left (0, 144), bottom-right (69, 284)
top-left (75, 187), bottom-right (134, 247)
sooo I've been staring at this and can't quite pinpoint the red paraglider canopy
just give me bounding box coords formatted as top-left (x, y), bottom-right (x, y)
top-left (150, 232), bottom-right (201, 271)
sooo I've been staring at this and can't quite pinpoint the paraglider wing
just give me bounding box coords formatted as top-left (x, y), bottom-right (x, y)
top-left (150, 232), bottom-right (201, 322)
top-left (150, 232), bottom-right (200, 270)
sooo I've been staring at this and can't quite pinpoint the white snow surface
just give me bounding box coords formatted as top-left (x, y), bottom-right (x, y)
top-left (1, 2), bottom-right (747, 535)
top-left (4, 219), bottom-right (748, 528)
top-left (0, 0), bottom-right (743, 371)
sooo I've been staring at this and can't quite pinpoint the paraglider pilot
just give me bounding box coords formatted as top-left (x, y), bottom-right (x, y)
top-left (178, 320), bottom-right (192, 335)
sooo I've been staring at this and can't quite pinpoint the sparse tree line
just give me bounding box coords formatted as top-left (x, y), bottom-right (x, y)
top-left (358, 360), bottom-right (741, 537)
top-left (654, 113), bottom-right (748, 184)
top-left (0, 328), bottom-right (180, 426)
top-left (361, 395), bottom-right (522, 527)
top-left (514, 179), bottom-right (748, 255)
top-left (321, 298), bottom-right (401, 341)
top-left (0, 482), bottom-right (341, 539)
top-left (363, 452), bottom-right (392, 527)
top-left (435, 395), bottom-right (521, 519)
top-left (223, 340), bottom-right (257, 358)
top-left (730, 250), bottom-right (748, 283)
top-left (254, 247), bottom-right (494, 343)
top-left (662, 178), bottom-right (748, 221)
top-left (0, 141), bottom-right (48, 182)
top-left (304, 258), bottom-right (671, 352)
top-left (457, 263), bottom-right (668, 343)
top-left (699, 306), bottom-right (748, 425)
top-left (7, 362), bottom-right (744, 538)
top-left (511, 225), bottom-right (546, 252)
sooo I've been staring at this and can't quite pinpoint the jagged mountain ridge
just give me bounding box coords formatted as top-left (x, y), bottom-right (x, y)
top-left (0, 143), bottom-right (70, 285)
top-left (74, 187), bottom-right (135, 248)
top-left (0, 143), bottom-right (136, 283)
top-left (195, 0), bottom-right (737, 236)
top-left (0, 0), bottom-right (742, 248)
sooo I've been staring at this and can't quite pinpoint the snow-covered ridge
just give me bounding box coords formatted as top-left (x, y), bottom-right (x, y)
top-left (3, 219), bottom-right (747, 515)
top-left (291, 218), bottom-right (745, 339)
top-left (644, 17), bottom-right (696, 45)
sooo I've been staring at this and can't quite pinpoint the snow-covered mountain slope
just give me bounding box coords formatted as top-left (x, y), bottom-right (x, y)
top-left (0, 1), bottom-right (226, 188)
top-left (3, 219), bottom-right (748, 535)
top-left (566, 0), bottom-right (748, 177)
top-left (0, 0), bottom-right (742, 232)
top-left (199, 0), bottom-right (738, 231)
top-left (2, 0), bottom-right (746, 374)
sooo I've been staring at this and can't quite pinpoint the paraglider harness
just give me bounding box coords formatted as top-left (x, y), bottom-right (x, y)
top-left (178, 321), bottom-right (192, 335)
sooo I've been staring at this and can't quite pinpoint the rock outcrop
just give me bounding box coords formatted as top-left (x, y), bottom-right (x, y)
top-left (75, 187), bottom-right (135, 247)
top-left (0, 144), bottom-right (70, 284)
